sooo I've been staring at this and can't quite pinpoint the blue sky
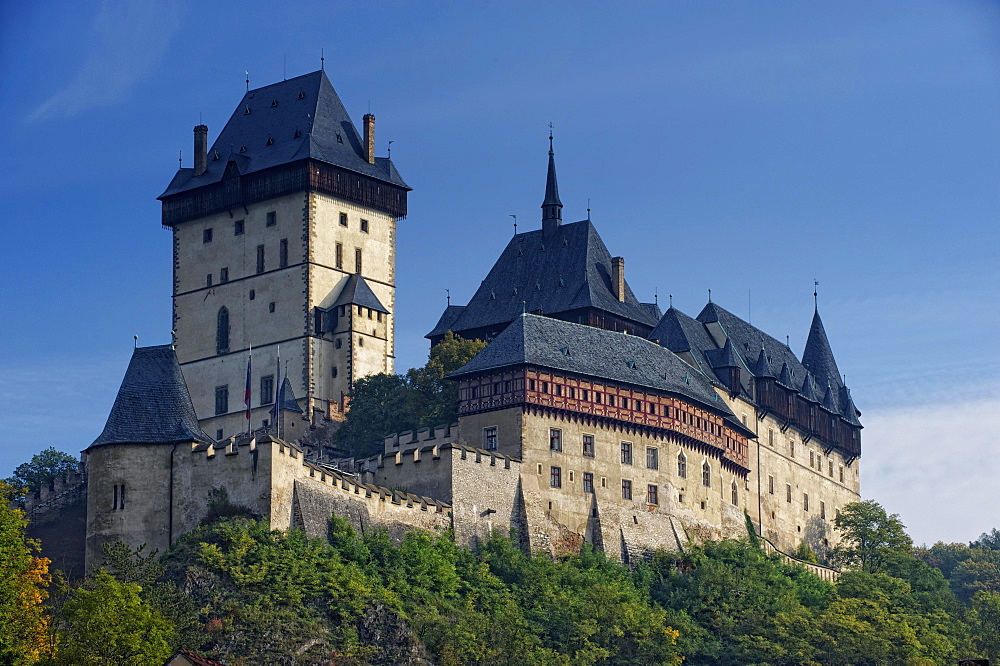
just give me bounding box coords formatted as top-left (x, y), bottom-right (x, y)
top-left (1, 1), bottom-right (998, 545)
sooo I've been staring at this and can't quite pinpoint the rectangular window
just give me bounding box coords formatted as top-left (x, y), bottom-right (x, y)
top-left (620, 441), bottom-right (632, 465)
top-left (484, 426), bottom-right (498, 451)
top-left (203, 228), bottom-right (213, 243)
top-left (582, 434), bottom-right (595, 458)
top-left (583, 472), bottom-right (594, 493)
top-left (803, 493), bottom-right (810, 512)
top-left (786, 484), bottom-right (792, 503)
top-left (256, 245), bottom-right (265, 273)
top-left (810, 451), bottom-right (815, 467)
top-left (789, 441), bottom-right (795, 457)
top-left (206, 273), bottom-right (213, 287)
top-left (550, 466), bottom-right (561, 488)
top-left (829, 460), bottom-right (834, 477)
top-left (335, 242), bottom-right (343, 269)
top-left (549, 428), bottom-right (562, 452)
top-left (266, 211), bottom-right (276, 227)
top-left (279, 239), bottom-right (288, 268)
top-left (220, 267), bottom-right (229, 283)
top-left (768, 428), bottom-right (774, 446)
top-left (355, 248), bottom-right (362, 273)
top-left (768, 475), bottom-right (774, 494)
top-left (234, 219), bottom-right (244, 235)
top-left (647, 484), bottom-right (659, 505)
top-left (339, 212), bottom-right (348, 227)
top-left (821, 501), bottom-right (827, 519)
top-left (839, 465), bottom-right (845, 483)
top-left (595, 392), bottom-right (602, 404)
top-left (608, 395), bottom-right (615, 407)
top-left (360, 218), bottom-right (369, 233)
top-left (621, 479), bottom-right (632, 500)
top-left (260, 375), bottom-right (274, 405)
top-left (646, 447), bottom-right (658, 470)
top-left (215, 385), bottom-right (229, 415)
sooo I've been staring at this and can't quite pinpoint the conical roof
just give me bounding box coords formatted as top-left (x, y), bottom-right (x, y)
top-left (776, 362), bottom-right (795, 388)
top-left (276, 377), bottom-right (304, 413)
top-left (333, 273), bottom-right (389, 313)
top-left (822, 384), bottom-right (838, 412)
top-left (541, 134), bottom-right (562, 216)
top-left (799, 373), bottom-right (819, 403)
top-left (802, 309), bottom-right (843, 393)
top-left (90, 345), bottom-right (213, 448)
top-left (752, 348), bottom-right (773, 377)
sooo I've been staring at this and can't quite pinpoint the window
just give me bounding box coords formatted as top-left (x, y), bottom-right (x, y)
top-left (647, 484), bottom-right (659, 505)
top-left (216, 428), bottom-right (223, 440)
top-left (331, 366), bottom-right (338, 378)
top-left (582, 434), bottom-right (594, 458)
top-left (220, 267), bottom-right (229, 283)
top-left (335, 338), bottom-right (342, 349)
top-left (786, 484), bottom-right (792, 503)
top-left (206, 273), bottom-right (213, 287)
top-left (269, 302), bottom-right (275, 313)
top-left (768, 428), bottom-right (774, 446)
top-left (731, 481), bottom-right (738, 505)
top-left (789, 441), bottom-right (795, 457)
top-left (358, 336), bottom-right (364, 347)
top-left (336, 242), bottom-right (343, 269)
top-left (549, 429), bottom-right (562, 452)
top-left (702, 462), bottom-right (711, 488)
top-left (550, 466), bottom-right (562, 488)
top-left (203, 228), bottom-right (213, 243)
top-left (608, 395), bottom-right (615, 407)
top-left (620, 441), bottom-right (632, 465)
top-left (803, 493), bottom-right (810, 512)
top-left (266, 211), bottom-right (276, 227)
top-left (339, 212), bottom-right (348, 227)
top-left (829, 460), bottom-right (834, 477)
top-left (810, 451), bottom-right (814, 467)
top-left (279, 239), bottom-right (288, 267)
top-left (677, 451), bottom-right (687, 478)
top-left (484, 426), bottom-right (498, 451)
top-left (583, 472), bottom-right (594, 493)
top-left (113, 484), bottom-right (118, 510)
top-left (215, 385), bottom-right (229, 415)
top-left (360, 218), bottom-right (369, 233)
top-left (249, 290), bottom-right (255, 300)
top-left (216, 307), bottom-right (230, 354)
top-left (355, 248), bottom-right (362, 273)
top-left (646, 447), bottom-right (658, 470)
top-left (256, 245), bottom-right (265, 273)
top-left (622, 479), bottom-right (632, 500)
top-left (768, 475), bottom-right (774, 495)
top-left (839, 465), bottom-right (844, 483)
top-left (820, 501), bottom-right (827, 519)
top-left (261, 375), bottom-right (274, 404)
top-left (235, 219), bottom-right (244, 235)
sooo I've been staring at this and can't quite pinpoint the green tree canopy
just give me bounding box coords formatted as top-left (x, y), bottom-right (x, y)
top-left (833, 500), bottom-right (912, 574)
top-left (4, 448), bottom-right (78, 502)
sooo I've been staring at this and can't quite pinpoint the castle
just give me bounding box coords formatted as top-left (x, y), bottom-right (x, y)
top-left (24, 70), bottom-right (860, 574)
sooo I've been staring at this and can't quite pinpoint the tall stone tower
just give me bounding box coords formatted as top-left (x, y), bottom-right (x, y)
top-left (159, 71), bottom-right (410, 440)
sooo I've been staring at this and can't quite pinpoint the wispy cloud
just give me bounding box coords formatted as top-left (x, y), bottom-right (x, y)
top-left (862, 391), bottom-right (1000, 546)
top-left (30, 0), bottom-right (182, 121)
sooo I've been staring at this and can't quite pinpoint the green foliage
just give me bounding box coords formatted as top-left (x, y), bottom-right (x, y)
top-left (0, 482), bottom-right (52, 665)
top-left (971, 528), bottom-right (1000, 550)
top-left (336, 332), bottom-right (487, 457)
top-left (48, 569), bottom-right (174, 666)
top-left (833, 500), bottom-right (912, 573)
top-left (968, 591), bottom-right (1000, 662)
top-left (4, 448), bottom-right (77, 503)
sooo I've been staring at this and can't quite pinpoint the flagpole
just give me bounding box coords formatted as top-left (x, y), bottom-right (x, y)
top-left (245, 343), bottom-right (252, 436)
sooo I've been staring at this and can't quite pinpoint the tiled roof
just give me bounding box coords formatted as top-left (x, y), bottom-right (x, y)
top-left (90, 346), bottom-right (213, 448)
top-left (801, 309), bottom-right (844, 400)
top-left (426, 305), bottom-right (467, 339)
top-left (160, 71), bottom-right (409, 199)
top-left (333, 273), bottom-right (389, 314)
top-left (451, 314), bottom-right (749, 431)
top-left (427, 220), bottom-right (659, 339)
top-left (274, 376), bottom-right (303, 414)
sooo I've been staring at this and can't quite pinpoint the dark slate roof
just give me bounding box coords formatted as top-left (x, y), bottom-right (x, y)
top-left (801, 309), bottom-right (843, 398)
top-left (276, 377), bottom-right (304, 413)
top-left (451, 314), bottom-right (751, 433)
top-left (333, 273), bottom-right (389, 313)
top-left (160, 71), bottom-right (409, 199)
top-left (542, 139), bottom-right (562, 208)
top-left (427, 220), bottom-right (659, 339)
top-left (90, 345), bottom-right (213, 448)
top-left (427, 305), bottom-right (467, 339)
top-left (650, 307), bottom-right (728, 386)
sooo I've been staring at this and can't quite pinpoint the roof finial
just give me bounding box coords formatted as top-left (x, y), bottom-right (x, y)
top-left (510, 214), bottom-right (517, 235)
top-left (708, 288), bottom-right (712, 303)
top-left (814, 279), bottom-right (819, 311)
top-left (387, 140), bottom-right (393, 159)
top-left (786, 335), bottom-right (790, 348)
top-left (171, 330), bottom-right (176, 350)
top-left (548, 122), bottom-right (554, 153)
top-left (541, 125), bottom-right (563, 228)
top-left (178, 150), bottom-right (182, 169)
top-left (321, 48), bottom-right (325, 71)
top-left (654, 288), bottom-right (658, 307)
top-left (522, 300), bottom-right (527, 315)
top-left (669, 294), bottom-right (673, 308)
top-left (245, 70), bottom-right (249, 92)
top-left (133, 335), bottom-right (138, 349)
top-left (446, 288), bottom-right (450, 306)
top-left (587, 198), bottom-right (591, 221)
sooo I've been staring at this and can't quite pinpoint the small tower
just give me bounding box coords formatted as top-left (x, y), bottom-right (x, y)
top-left (541, 132), bottom-right (562, 232)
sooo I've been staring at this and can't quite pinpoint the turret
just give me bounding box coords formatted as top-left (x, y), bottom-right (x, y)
top-left (541, 132), bottom-right (562, 232)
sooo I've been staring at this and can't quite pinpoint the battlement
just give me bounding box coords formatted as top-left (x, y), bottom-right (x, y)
top-left (384, 422), bottom-right (460, 454)
top-left (300, 460), bottom-right (450, 513)
top-left (23, 464), bottom-right (88, 520)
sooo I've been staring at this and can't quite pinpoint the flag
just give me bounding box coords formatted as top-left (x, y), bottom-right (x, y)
top-left (244, 344), bottom-right (252, 427)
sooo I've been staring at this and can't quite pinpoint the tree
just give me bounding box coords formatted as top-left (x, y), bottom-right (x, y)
top-left (50, 569), bottom-right (174, 666)
top-left (406, 331), bottom-right (486, 429)
top-left (971, 528), bottom-right (1000, 550)
top-left (4, 448), bottom-right (78, 502)
top-left (0, 482), bottom-right (52, 665)
top-left (969, 591), bottom-right (1000, 662)
top-left (833, 500), bottom-right (912, 574)
top-left (335, 372), bottom-right (413, 457)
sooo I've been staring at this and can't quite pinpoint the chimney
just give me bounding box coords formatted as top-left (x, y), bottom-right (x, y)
top-left (611, 256), bottom-right (626, 302)
top-left (193, 124), bottom-right (208, 176)
top-left (363, 113), bottom-right (375, 164)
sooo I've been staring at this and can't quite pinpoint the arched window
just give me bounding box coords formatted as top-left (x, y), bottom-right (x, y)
top-left (677, 452), bottom-right (687, 478)
top-left (216, 307), bottom-right (230, 355)
top-left (731, 481), bottom-right (738, 506)
top-left (702, 461), bottom-right (711, 488)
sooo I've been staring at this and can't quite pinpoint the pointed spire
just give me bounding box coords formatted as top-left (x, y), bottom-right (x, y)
top-left (802, 308), bottom-right (842, 391)
top-left (799, 372), bottom-right (818, 402)
top-left (839, 386), bottom-right (861, 425)
top-left (715, 338), bottom-right (741, 368)
top-left (776, 362), bottom-right (794, 388)
top-left (822, 384), bottom-right (838, 412)
top-left (752, 348), bottom-right (773, 378)
top-left (541, 127), bottom-right (562, 230)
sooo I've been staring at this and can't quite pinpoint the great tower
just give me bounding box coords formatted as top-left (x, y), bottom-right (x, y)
top-left (159, 71), bottom-right (409, 440)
